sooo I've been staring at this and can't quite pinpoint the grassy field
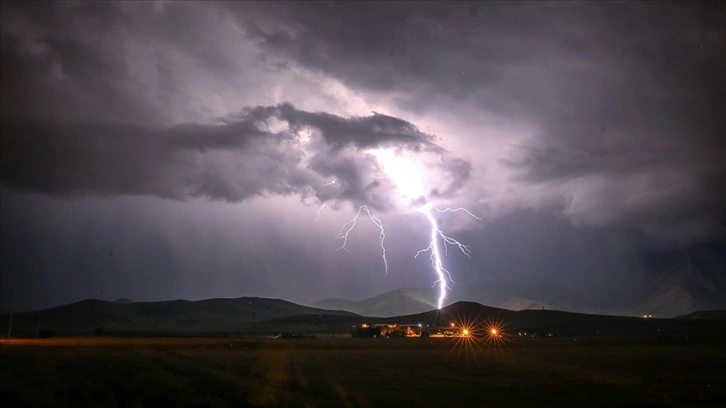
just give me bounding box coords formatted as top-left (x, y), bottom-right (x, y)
top-left (1, 336), bottom-right (724, 407)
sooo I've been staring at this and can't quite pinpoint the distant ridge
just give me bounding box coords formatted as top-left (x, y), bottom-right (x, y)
top-left (1, 297), bottom-right (358, 335)
top-left (311, 284), bottom-right (597, 317)
top-left (630, 246), bottom-right (726, 317)
top-left (3, 297), bottom-right (725, 339)
top-left (676, 310), bottom-right (726, 320)
top-left (386, 301), bottom-right (726, 338)
top-left (310, 246), bottom-right (726, 318)
top-left (311, 288), bottom-right (437, 317)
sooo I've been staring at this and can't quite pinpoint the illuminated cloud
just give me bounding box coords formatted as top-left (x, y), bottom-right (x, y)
top-left (1, 103), bottom-right (470, 212)
top-left (1, 1), bottom-right (724, 312)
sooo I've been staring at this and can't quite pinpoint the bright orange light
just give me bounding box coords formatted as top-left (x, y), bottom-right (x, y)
top-left (462, 329), bottom-right (470, 336)
top-left (450, 323), bottom-right (455, 327)
top-left (490, 328), bottom-right (498, 335)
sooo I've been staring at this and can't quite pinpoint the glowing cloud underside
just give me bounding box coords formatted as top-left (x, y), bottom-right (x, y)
top-left (333, 149), bottom-right (478, 309)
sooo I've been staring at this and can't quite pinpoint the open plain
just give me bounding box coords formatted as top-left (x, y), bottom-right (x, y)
top-left (1, 336), bottom-right (724, 407)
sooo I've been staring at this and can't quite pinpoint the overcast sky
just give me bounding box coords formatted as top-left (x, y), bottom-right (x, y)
top-left (2, 1), bottom-right (724, 311)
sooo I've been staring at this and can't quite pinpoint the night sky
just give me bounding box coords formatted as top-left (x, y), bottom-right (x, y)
top-left (1, 1), bottom-right (725, 313)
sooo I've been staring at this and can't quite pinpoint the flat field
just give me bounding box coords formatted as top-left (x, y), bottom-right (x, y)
top-left (1, 336), bottom-right (724, 407)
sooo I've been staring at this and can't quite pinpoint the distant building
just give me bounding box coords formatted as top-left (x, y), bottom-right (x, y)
top-left (352, 322), bottom-right (470, 338)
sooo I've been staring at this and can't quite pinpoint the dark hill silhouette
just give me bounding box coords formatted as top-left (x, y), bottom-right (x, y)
top-left (368, 301), bottom-right (726, 338)
top-left (3, 298), bottom-right (724, 339)
top-left (677, 310), bottom-right (726, 320)
top-left (2, 297), bottom-right (357, 335)
top-left (311, 288), bottom-right (436, 317)
top-left (630, 246), bottom-right (726, 317)
top-left (377, 300), bottom-right (510, 325)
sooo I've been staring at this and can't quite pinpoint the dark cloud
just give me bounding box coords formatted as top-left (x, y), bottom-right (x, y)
top-left (0, 1), bottom-right (161, 124)
top-left (235, 1), bottom-right (726, 246)
top-left (0, 2), bottom-right (471, 212)
top-left (2, 1), bottom-right (725, 312)
top-left (1, 103), bottom-right (470, 211)
top-left (246, 103), bottom-right (437, 151)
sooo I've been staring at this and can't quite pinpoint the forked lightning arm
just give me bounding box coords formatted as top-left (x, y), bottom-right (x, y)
top-left (328, 151), bottom-right (479, 309)
top-left (336, 205), bottom-right (388, 274)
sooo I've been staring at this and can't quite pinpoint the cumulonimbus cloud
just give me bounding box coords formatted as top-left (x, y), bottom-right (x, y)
top-left (234, 1), bottom-right (726, 245)
top-left (0, 103), bottom-right (471, 212)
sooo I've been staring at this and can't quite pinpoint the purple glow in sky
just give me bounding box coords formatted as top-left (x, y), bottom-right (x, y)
top-left (1, 1), bottom-right (725, 316)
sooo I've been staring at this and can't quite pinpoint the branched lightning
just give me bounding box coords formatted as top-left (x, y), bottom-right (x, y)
top-left (415, 203), bottom-right (478, 309)
top-left (323, 149), bottom-right (479, 310)
top-left (432, 206), bottom-right (482, 221)
top-left (314, 203), bottom-right (327, 221)
top-left (336, 205), bottom-right (388, 274)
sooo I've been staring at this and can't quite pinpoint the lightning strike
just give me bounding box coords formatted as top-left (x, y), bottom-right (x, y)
top-left (314, 203), bottom-right (327, 221)
top-left (416, 203), bottom-right (478, 309)
top-left (432, 206), bottom-right (482, 221)
top-left (336, 205), bottom-right (388, 274)
top-left (323, 179), bottom-right (336, 186)
top-left (324, 149), bottom-right (478, 310)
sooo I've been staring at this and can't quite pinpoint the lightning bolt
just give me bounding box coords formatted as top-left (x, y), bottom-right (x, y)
top-left (416, 204), bottom-right (478, 309)
top-left (322, 178), bottom-right (336, 186)
top-left (336, 205), bottom-right (388, 274)
top-left (332, 202), bottom-right (477, 308)
top-left (314, 203), bottom-right (327, 221)
top-left (324, 149), bottom-right (479, 310)
top-left (432, 206), bottom-right (482, 221)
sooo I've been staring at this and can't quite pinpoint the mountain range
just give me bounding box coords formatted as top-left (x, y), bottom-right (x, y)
top-left (627, 246), bottom-right (726, 317)
top-left (1, 297), bottom-right (356, 335)
top-left (2, 247), bottom-right (723, 336)
top-left (3, 296), bottom-right (724, 340)
top-left (312, 245), bottom-right (726, 318)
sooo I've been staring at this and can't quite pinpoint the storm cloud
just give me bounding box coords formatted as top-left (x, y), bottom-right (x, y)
top-left (1, 104), bottom-right (470, 211)
top-left (1, 1), bottom-right (724, 312)
top-left (236, 1), bottom-right (726, 245)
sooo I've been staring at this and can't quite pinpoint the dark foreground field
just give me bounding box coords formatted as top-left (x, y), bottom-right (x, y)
top-left (1, 336), bottom-right (724, 407)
